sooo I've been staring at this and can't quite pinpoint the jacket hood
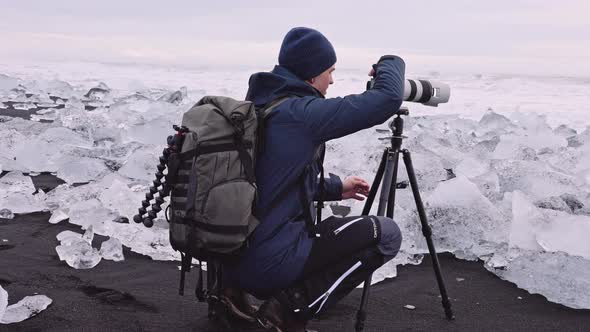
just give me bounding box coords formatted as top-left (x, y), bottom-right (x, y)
top-left (245, 65), bottom-right (323, 107)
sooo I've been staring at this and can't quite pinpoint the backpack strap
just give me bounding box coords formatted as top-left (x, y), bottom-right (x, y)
top-left (316, 144), bottom-right (326, 223)
top-left (298, 144), bottom-right (326, 237)
top-left (256, 97), bottom-right (292, 155)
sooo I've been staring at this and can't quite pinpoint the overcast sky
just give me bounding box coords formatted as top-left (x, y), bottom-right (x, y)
top-left (1, 0), bottom-right (589, 76)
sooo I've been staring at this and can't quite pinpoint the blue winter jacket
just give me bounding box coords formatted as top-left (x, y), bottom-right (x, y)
top-left (226, 56), bottom-right (405, 298)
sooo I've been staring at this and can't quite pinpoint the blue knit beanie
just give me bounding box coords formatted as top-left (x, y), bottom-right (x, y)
top-left (278, 27), bottom-right (337, 80)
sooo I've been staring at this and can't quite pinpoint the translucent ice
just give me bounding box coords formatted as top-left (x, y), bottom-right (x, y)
top-left (0, 172), bottom-right (35, 194)
top-left (0, 74), bottom-right (19, 92)
top-left (99, 237), bottom-right (124, 261)
top-left (55, 156), bottom-right (109, 184)
top-left (83, 82), bottom-right (111, 101)
top-left (477, 111), bottom-right (516, 135)
top-left (0, 209), bottom-right (14, 220)
top-left (535, 212), bottom-right (590, 259)
top-left (486, 250), bottom-right (590, 309)
top-left (424, 176), bottom-right (509, 258)
top-left (48, 209), bottom-right (69, 224)
top-left (56, 230), bottom-right (83, 245)
top-left (157, 87), bottom-right (188, 104)
top-left (117, 148), bottom-right (159, 181)
top-left (55, 236), bottom-right (101, 269)
top-left (0, 172), bottom-right (46, 214)
top-left (509, 191), bottom-right (544, 251)
top-left (98, 177), bottom-right (144, 221)
top-left (455, 156), bottom-right (489, 178)
top-left (12, 102), bottom-right (36, 110)
top-left (0, 285), bottom-right (6, 321)
top-left (492, 160), bottom-right (580, 199)
top-left (0, 294), bottom-right (52, 324)
top-left (33, 79), bottom-right (76, 99)
top-left (67, 198), bottom-right (117, 230)
top-left (554, 124), bottom-right (577, 138)
top-left (82, 225), bottom-right (95, 244)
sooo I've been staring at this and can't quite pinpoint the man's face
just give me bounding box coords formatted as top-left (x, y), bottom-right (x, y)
top-left (308, 65), bottom-right (335, 96)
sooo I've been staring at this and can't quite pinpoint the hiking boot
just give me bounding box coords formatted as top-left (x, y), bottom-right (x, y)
top-left (220, 287), bottom-right (259, 323)
top-left (256, 297), bottom-right (316, 332)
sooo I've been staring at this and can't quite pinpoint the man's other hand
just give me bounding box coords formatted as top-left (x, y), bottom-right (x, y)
top-left (342, 176), bottom-right (370, 200)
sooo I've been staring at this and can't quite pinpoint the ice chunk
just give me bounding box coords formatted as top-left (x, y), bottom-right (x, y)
top-left (0, 285), bottom-right (7, 321)
top-left (0, 192), bottom-right (47, 214)
top-left (425, 176), bottom-right (509, 257)
top-left (56, 230), bottom-right (82, 245)
top-left (492, 136), bottom-right (538, 160)
top-left (118, 148), bottom-right (158, 181)
top-left (124, 118), bottom-right (174, 146)
top-left (112, 216), bottom-right (129, 224)
top-left (103, 220), bottom-right (177, 261)
top-left (0, 74), bottom-right (19, 92)
top-left (509, 191), bottom-right (544, 250)
top-left (455, 156), bottom-right (488, 178)
top-left (535, 212), bottom-right (590, 259)
top-left (0, 172), bottom-right (35, 194)
top-left (510, 112), bottom-right (552, 132)
top-left (559, 193), bottom-right (584, 212)
top-left (486, 250), bottom-right (590, 309)
top-left (99, 237), bottom-right (124, 261)
top-left (49, 209), bottom-right (69, 224)
top-left (84, 82), bottom-right (111, 101)
top-left (0, 172), bottom-right (46, 214)
top-left (493, 160), bottom-right (580, 199)
top-left (12, 102), bottom-right (36, 110)
top-left (55, 156), bottom-right (108, 184)
top-left (554, 124), bottom-right (577, 138)
top-left (82, 225), bottom-right (94, 244)
top-left (0, 209), bottom-right (14, 220)
top-left (67, 198), bottom-right (116, 229)
top-left (478, 111), bottom-right (516, 134)
top-left (98, 177), bottom-right (144, 221)
top-left (157, 87), bottom-right (188, 104)
top-left (534, 196), bottom-right (571, 213)
top-left (55, 238), bottom-right (101, 269)
top-left (33, 79), bottom-right (76, 99)
top-left (0, 295), bottom-right (52, 324)
top-left (55, 103), bottom-right (94, 139)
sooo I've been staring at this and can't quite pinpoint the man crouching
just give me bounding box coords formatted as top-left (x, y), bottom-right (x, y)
top-left (223, 27), bottom-right (405, 332)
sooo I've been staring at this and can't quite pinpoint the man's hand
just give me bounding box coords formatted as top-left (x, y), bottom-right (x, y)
top-left (342, 176), bottom-right (370, 200)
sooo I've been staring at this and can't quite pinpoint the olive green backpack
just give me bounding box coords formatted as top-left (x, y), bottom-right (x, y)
top-left (164, 95), bottom-right (287, 294)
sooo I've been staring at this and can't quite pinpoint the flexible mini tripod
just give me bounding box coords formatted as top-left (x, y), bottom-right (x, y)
top-left (355, 107), bottom-right (455, 331)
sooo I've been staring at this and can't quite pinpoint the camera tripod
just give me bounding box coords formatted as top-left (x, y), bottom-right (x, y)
top-left (355, 107), bottom-right (454, 331)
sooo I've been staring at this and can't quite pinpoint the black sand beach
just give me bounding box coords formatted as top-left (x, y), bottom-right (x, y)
top-left (1, 174), bottom-right (589, 332)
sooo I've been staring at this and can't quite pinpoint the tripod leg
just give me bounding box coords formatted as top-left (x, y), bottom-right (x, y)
top-left (402, 149), bottom-right (455, 320)
top-left (386, 151), bottom-right (400, 219)
top-left (356, 149), bottom-right (397, 332)
top-left (362, 149), bottom-right (388, 215)
top-left (377, 151), bottom-right (396, 216)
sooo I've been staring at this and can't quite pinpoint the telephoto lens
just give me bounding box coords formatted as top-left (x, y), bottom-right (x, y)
top-left (367, 78), bottom-right (450, 107)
